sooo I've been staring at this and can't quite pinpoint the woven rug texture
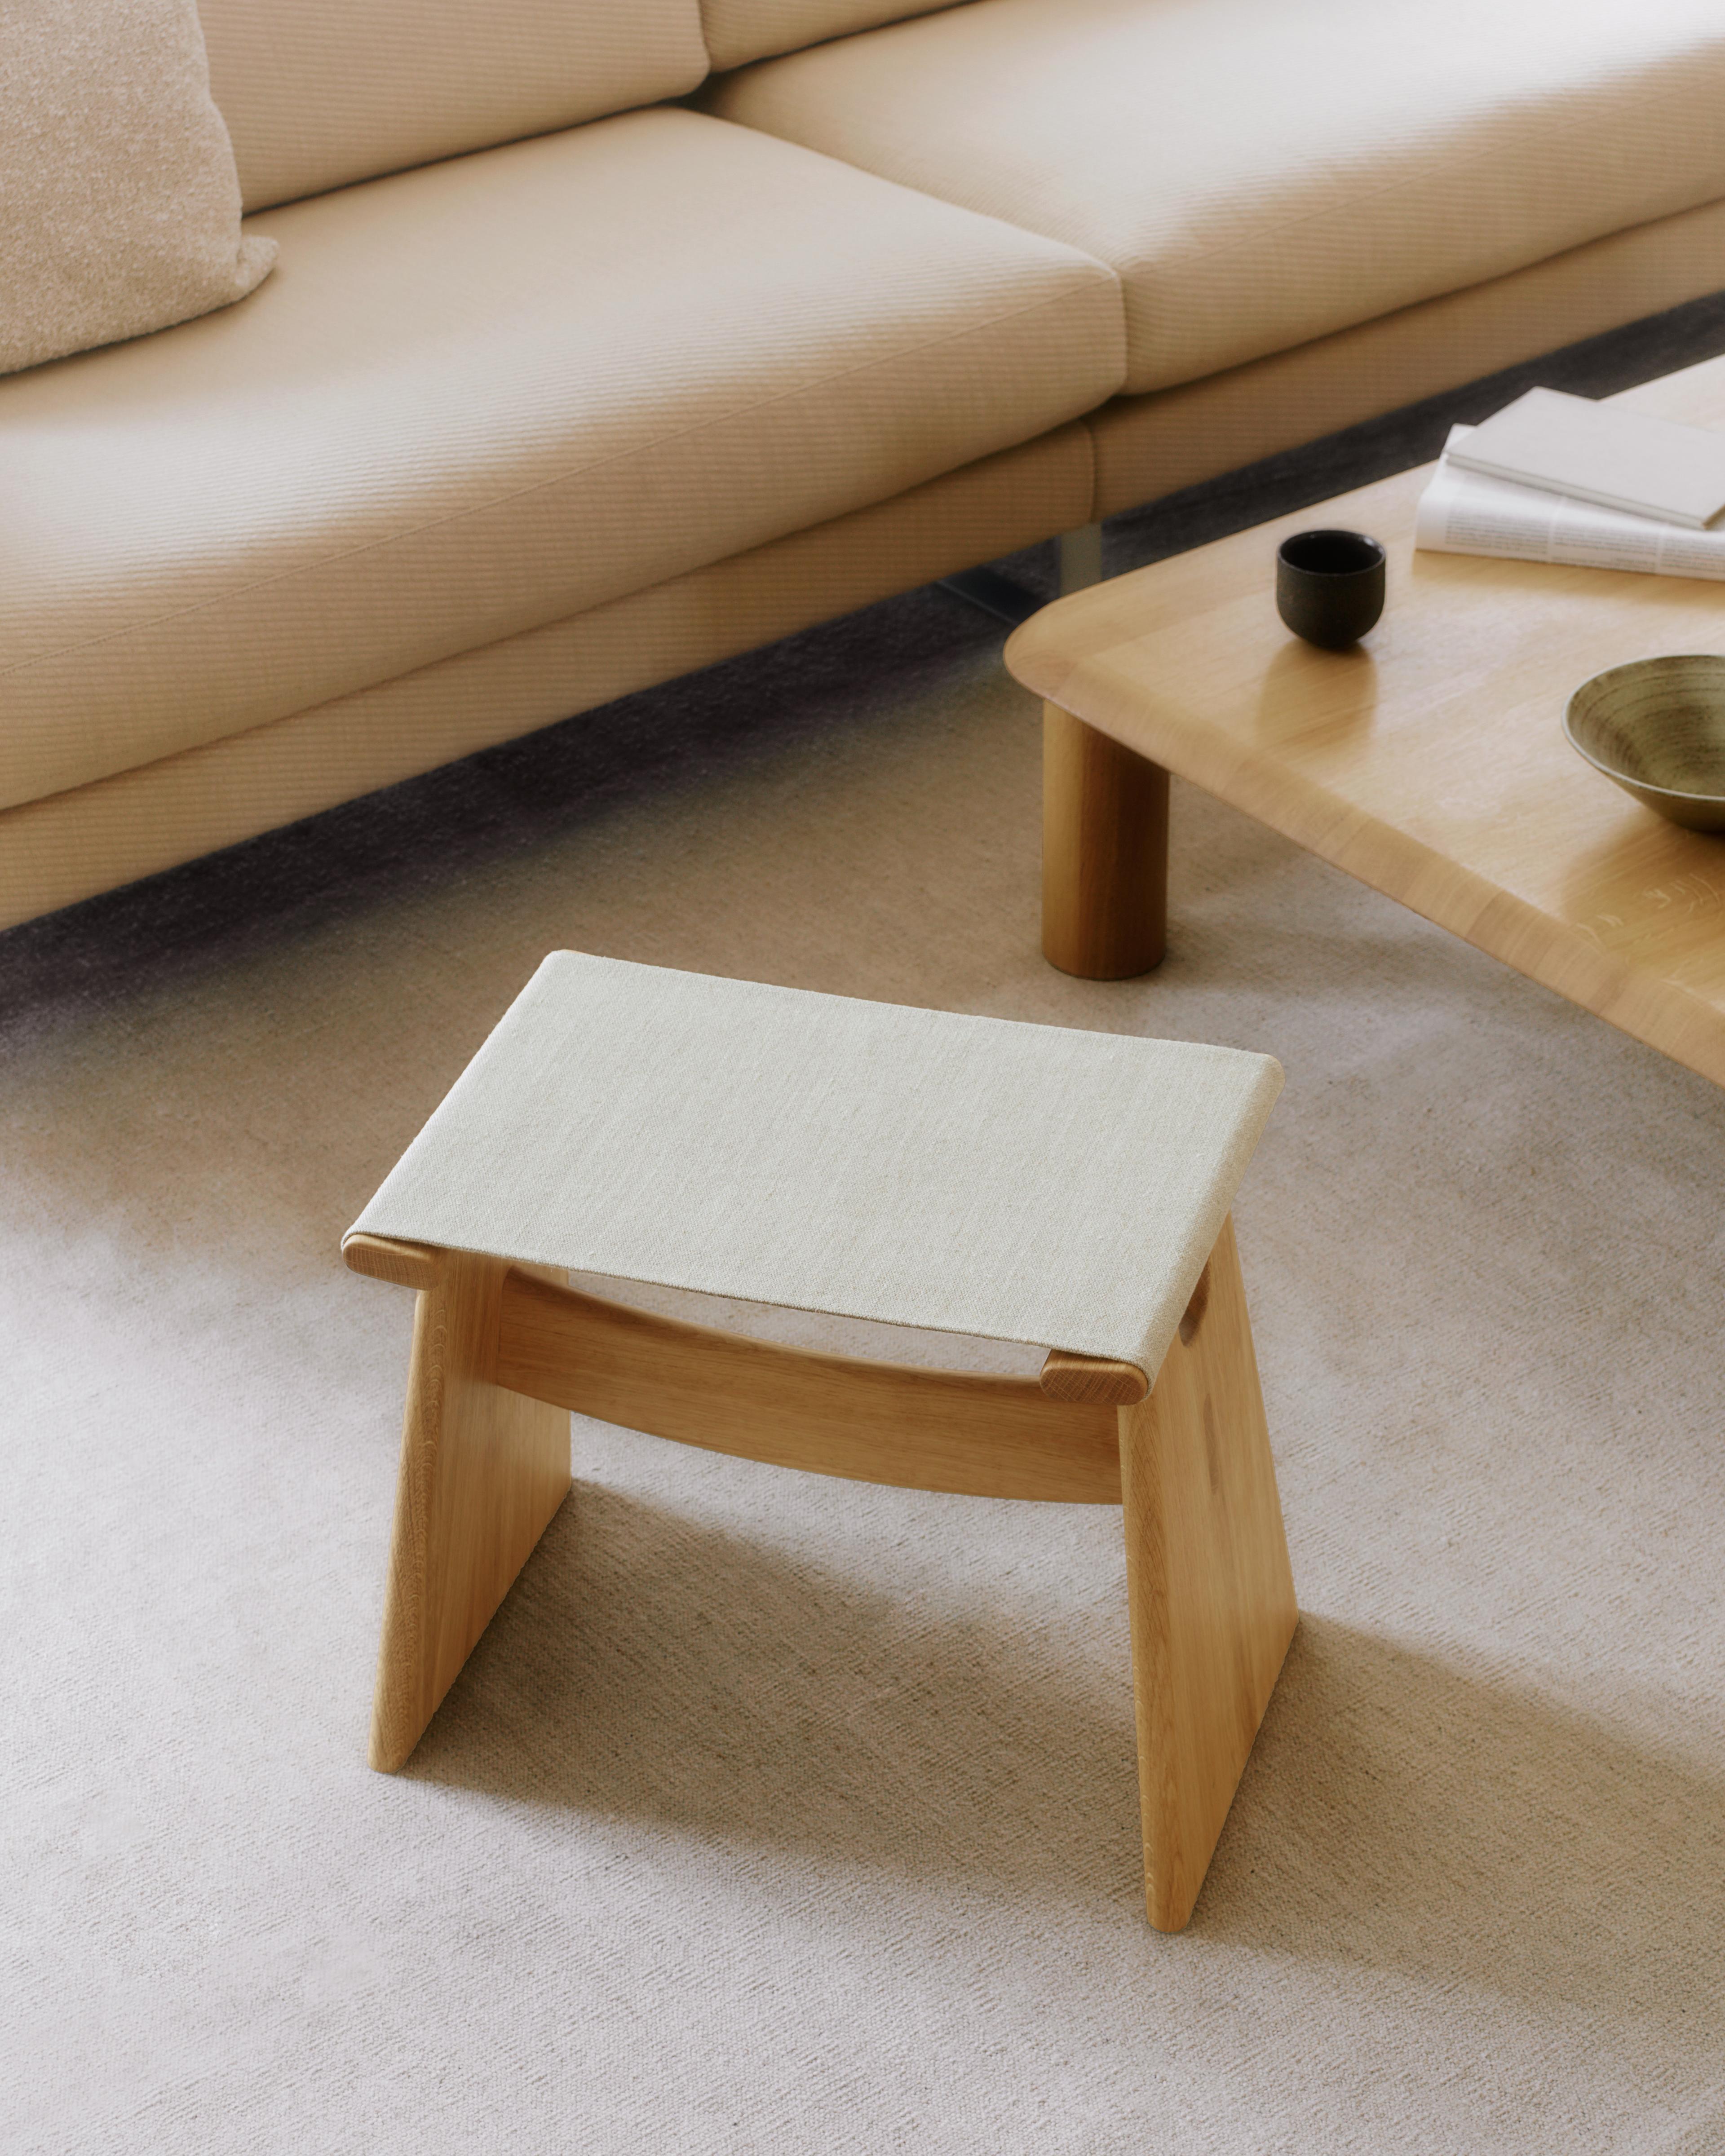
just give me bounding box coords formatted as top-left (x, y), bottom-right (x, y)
top-left (4, 298), bottom-right (1725, 2154)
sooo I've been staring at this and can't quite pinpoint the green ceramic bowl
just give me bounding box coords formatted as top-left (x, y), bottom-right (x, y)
top-left (1564, 654), bottom-right (1725, 833)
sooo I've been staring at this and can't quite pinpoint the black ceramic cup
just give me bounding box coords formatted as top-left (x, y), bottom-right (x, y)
top-left (1275, 529), bottom-right (1386, 649)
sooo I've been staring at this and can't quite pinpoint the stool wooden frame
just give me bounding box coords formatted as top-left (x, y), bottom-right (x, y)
top-left (345, 1214), bottom-right (1296, 1932)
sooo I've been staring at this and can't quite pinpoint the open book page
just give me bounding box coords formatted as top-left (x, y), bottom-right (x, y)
top-left (1415, 426), bottom-right (1725, 582)
top-left (1442, 387), bottom-right (1725, 529)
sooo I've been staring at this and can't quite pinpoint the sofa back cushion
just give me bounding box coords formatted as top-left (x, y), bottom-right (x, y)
top-left (701, 0), bottom-right (962, 73)
top-left (199, 0), bottom-right (710, 209)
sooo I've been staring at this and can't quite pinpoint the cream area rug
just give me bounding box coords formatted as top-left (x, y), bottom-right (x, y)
top-left (4, 565), bottom-right (1724, 2151)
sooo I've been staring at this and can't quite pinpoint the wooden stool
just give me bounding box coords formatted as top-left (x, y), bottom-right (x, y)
top-left (345, 954), bottom-right (1297, 1931)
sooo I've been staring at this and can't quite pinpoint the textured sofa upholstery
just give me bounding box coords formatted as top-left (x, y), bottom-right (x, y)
top-left (3, 112), bottom-right (1119, 814)
top-left (3, 0), bottom-right (1723, 930)
top-left (705, 0), bottom-right (1725, 396)
top-left (200, 0), bottom-right (712, 208)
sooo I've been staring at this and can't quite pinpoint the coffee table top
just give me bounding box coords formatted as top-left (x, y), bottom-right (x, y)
top-left (1008, 354), bottom-right (1725, 1090)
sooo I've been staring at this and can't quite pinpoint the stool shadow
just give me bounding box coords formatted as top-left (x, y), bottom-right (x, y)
top-left (1202, 1615), bottom-right (1725, 2030)
top-left (405, 1481), bottom-right (1145, 1909)
top-left (401, 1484), bottom-right (1725, 2044)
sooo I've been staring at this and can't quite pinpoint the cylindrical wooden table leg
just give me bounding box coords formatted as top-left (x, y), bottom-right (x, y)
top-left (1041, 703), bottom-right (1170, 979)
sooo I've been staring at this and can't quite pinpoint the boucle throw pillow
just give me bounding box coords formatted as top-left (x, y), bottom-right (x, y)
top-left (0, 0), bottom-right (275, 375)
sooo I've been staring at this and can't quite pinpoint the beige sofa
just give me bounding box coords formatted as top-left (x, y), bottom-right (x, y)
top-left (5, 0), bottom-right (1725, 932)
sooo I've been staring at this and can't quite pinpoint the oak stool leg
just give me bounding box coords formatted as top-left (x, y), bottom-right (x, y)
top-left (370, 1251), bottom-right (570, 1772)
top-left (1118, 1215), bottom-right (1296, 1931)
top-left (1041, 703), bottom-right (1170, 979)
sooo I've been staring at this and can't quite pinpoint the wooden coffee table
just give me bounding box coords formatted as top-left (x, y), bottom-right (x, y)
top-left (1006, 355), bottom-right (1725, 1089)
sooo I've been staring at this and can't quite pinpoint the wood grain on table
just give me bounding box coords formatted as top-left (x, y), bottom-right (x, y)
top-left (1008, 358), bottom-right (1725, 1087)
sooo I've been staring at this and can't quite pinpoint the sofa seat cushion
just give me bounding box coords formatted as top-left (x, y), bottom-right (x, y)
top-left (704, 0), bottom-right (1725, 396)
top-left (0, 108), bottom-right (1123, 814)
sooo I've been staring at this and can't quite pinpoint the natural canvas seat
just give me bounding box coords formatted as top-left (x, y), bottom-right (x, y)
top-left (344, 953), bottom-right (1297, 1930)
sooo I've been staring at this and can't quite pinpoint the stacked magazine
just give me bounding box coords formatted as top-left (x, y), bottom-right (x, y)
top-left (1415, 387), bottom-right (1725, 583)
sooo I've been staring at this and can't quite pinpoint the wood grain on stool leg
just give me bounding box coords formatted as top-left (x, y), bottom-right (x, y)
top-left (370, 1251), bottom-right (570, 1773)
top-left (1042, 703), bottom-right (1169, 979)
top-left (1118, 1214), bottom-right (1296, 1931)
